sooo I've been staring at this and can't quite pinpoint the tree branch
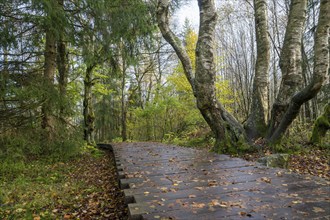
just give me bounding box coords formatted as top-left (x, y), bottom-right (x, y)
top-left (156, 0), bottom-right (195, 92)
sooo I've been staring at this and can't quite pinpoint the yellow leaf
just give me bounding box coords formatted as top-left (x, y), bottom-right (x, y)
top-left (219, 201), bottom-right (229, 208)
top-left (191, 202), bottom-right (206, 208)
top-left (313, 207), bottom-right (325, 213)
top-left (210, 199), bottom-right (220, 206)
top-left (292, 200), bottom-right (303, 204)
top-left (260, 177), bottom-right (271, 183)
top-left (160, 187), bottom-right (168, 192)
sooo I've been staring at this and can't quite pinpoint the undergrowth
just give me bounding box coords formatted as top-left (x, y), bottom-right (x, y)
top-left (0, 143), bottom-right (111, 219)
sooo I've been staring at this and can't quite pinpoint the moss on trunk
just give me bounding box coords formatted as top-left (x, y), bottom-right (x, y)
top-left (310, 103), bottom-right (330, 145)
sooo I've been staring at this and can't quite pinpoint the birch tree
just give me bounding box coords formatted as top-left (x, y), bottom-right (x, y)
top-left (157, 0), bottom-right (329, 152)
top-left (245, 0), bottom-right (270, 139)
top-left (157, 0), bottom-right (246, 151)
top-left (268, 0), bottom-right (308, 137)
top-left (268, 0), bottom-right (329, 143)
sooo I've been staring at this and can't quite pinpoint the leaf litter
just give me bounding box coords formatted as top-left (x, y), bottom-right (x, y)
top-left (0, 150), bottom-right (129, 219)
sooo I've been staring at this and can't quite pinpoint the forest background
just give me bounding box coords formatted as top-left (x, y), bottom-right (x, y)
top-left (0, 0), bottom-right (329, 164)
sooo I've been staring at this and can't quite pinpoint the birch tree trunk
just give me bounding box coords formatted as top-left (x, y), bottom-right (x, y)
top-left (157, 0), bottom-right (328, 149)
top-left (245, 0), bottom-right (270, 139)
top-left (267, 0), bottom-right (308, 137)
top-left (268, 0), bottom-right (329, 143)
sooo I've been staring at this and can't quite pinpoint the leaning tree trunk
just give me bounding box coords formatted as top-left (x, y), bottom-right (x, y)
top-left (83, 65), bottom-right (95, 145)
top-left (268, 0), bottom-right (329, 143)
top-left (267, 0), bottom-right (308, 137)
top-left (157, 0), bottom-right (247, 152)
top-left (245, 0), bottom-right (270, 139)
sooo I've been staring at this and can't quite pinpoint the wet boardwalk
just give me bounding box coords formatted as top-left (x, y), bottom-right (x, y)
top-left (112, 142), bottom-right (330, 220)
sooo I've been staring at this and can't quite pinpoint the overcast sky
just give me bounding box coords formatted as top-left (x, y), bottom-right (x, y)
top-left (173, 1), bottom-right (200, 31)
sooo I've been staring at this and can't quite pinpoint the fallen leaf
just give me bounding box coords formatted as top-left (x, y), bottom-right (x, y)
top-left (191, 202), bottom-right (206, 208)
top-left (292, 200), bottom-right (303, 204)
top-left (219, 201), bottom-right (228, 208)
top-left (189, 194), bottom-right (196, 198)
top-left (195, 187), bottom-right (204, 191)
top-left (260, 177), bottom-right (271, 183)
top-left (160, 187), bottom-right (168, 193)
top-left (208, 180), bottom-right (218, 186)
top-left (313, 207), bottom-right (325, 213)
top-left (210, 199), bottom-right (220, 206)
top-left (276, 171), bottom-right (283, 177)
top-left (239, 211), bottom-right (247, 216)
top-left (289, 193), bottom-right (299, 197)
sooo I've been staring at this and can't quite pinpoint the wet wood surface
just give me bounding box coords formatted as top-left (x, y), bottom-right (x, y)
top-left (112, 142), bottom-right (330, 220)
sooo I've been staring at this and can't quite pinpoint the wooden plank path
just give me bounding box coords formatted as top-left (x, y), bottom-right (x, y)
top-left (111, 142), bottom-right (330, 220)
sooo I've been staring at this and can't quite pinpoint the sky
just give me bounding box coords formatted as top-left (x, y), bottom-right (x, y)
top-left (173, 1), bottom-right (200, 31)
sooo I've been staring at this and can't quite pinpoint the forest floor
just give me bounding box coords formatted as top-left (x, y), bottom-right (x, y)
top-left (241, 145), bottom-right (330, 180)
top-left (0, 149), bottom-right (129, 220)
top-left (0, 143), bottom-right (328, 220)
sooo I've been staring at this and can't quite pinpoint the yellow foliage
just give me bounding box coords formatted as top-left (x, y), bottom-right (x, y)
top-left (215, 76), bottom-right (237, 113)
top-left (168, 67), bottom-right (192, 94)
top-left (185, 29), bottom-right (197, 70)
top-left (168, 29), bottom-right (197, 94)
top-left (169, 28), bottom-right (236, 114)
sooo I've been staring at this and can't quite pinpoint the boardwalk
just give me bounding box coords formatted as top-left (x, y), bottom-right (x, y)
top-left (112, 142), bottom-right (330, 220)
